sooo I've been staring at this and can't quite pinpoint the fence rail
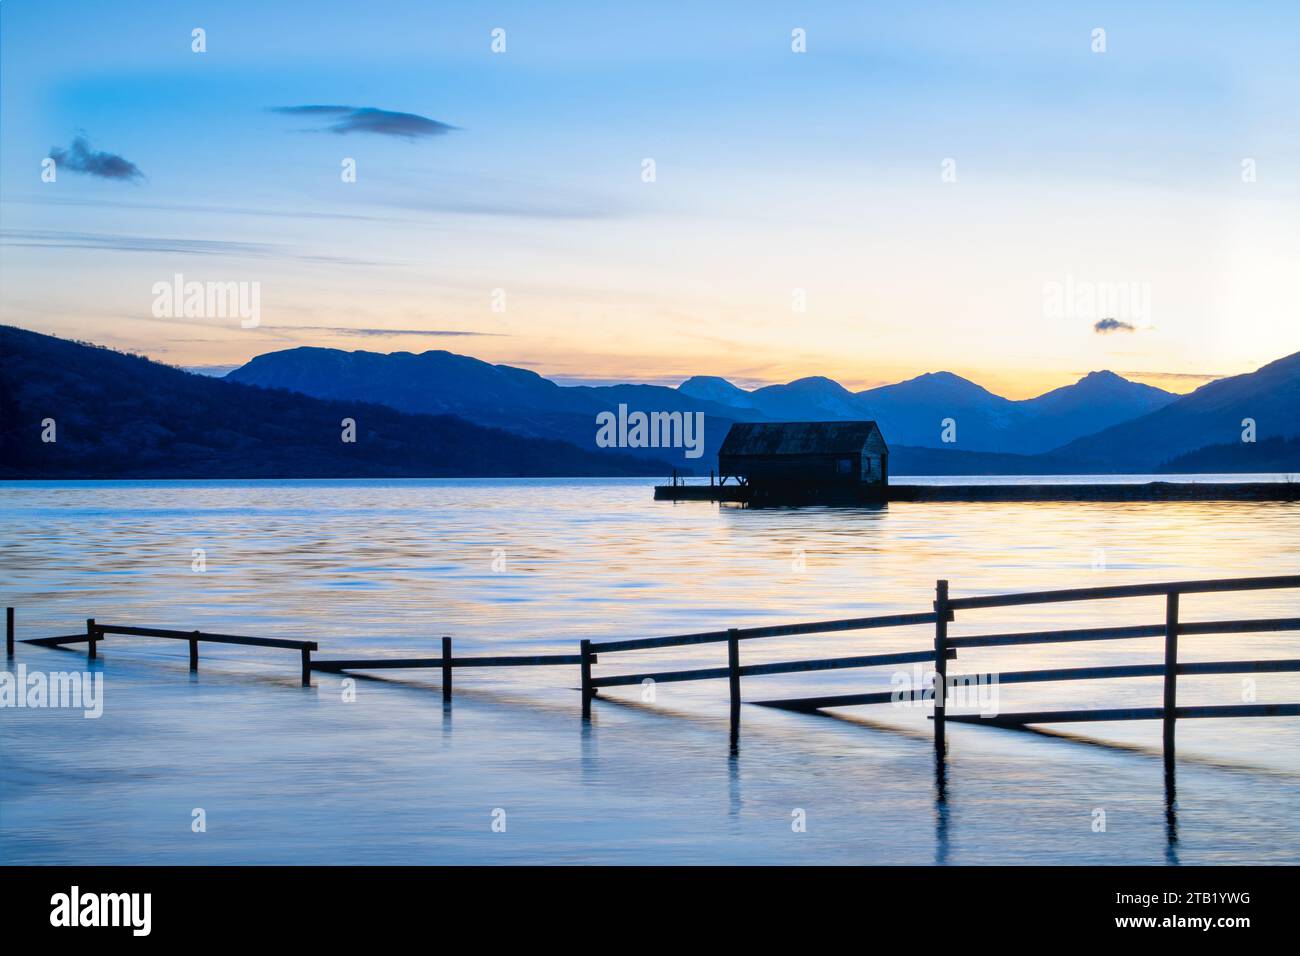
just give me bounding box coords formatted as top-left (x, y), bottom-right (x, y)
top-left (10, 616), bottom-right (318, 685)
top-left (945, 574), bottom-right (1300, 611)
top-left (7, 572), bottom-right (1300, 766)
top-left (947, 703), bottom-right (1300, 726)
top-left (588, 611), bottom-right (940, 654)
top-left (310, 655), bottom-right (584, 671)
top-left (308, 642), bottom-right (586, 702)
top-left (580, 607), bottom-right (953, 734)
top-left (757, 658), bottom-right (1300, 713)
top-left (752, 575), bottom-right (1300, 757)
top-left (947, 617), bottom-right (1300, 649)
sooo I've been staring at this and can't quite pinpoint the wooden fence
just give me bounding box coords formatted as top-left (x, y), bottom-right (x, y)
top-left (7, 573), bottom-right (1300, 759)
top-left (581, 610), bottom-right (950, 746)
top-left (311, 638), bottom-right (585, 703)
top-left (17, 619), bottom-right (318, 685)
top-left (750, 574), bottom-right (1300, 755)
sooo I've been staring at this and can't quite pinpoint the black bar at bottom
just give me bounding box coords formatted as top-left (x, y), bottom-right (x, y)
top-left (0, 865), bottom-right (1283, 941)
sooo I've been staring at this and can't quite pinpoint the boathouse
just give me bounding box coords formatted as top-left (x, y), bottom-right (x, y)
top-left (717, 421), bottom-right (889, 494)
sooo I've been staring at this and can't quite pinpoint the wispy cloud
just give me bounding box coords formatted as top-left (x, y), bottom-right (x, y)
top-left (0, 229), bottom-right (392, 266)
top-left (1117, 370), bottom-right (1225, 383)
top-left (271, 105), bottom-right (456, 140)
top-left (49, 135), bottom-right (144, 181)
top-left (1094, 318), bottom-right (1136, 334)
top-left (3, 190), bottom-right (621, 224)
top-left (4, 194), bottom-right (398, 224)
top-left (3, 229), bottom-right (265, 257)
top-left (273, 326), bottom-right (500, 338)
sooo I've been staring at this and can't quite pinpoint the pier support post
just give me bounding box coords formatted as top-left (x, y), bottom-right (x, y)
top-left (442, 636), bottom-right (453, 702)
top-left (1163, 591), bottom-right (1179, 757)
top-left (301, 647), bottom-right (311, 687)
top-left (189, 632), bottom-right (199, 672)
top-left (727, 628), bottom-right (741, 744)
top-left (5, 606), bottom-right (12, 658)
top-left (580, 639), bottom-right (593, 719)
top-left (933, 581), bottom-right (949, 755)
top-left (87, 618), bottom-right (97, 661)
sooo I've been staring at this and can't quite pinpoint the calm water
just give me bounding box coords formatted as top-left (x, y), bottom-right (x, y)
top-left (2, 477), bottom-right (1299, 864)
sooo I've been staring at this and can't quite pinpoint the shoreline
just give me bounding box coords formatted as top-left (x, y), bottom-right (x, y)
top-left (656, 480), bottom-right (1300, 503)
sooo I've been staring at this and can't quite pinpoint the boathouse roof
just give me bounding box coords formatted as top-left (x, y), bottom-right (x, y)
top-left (718, 421), bottom-right (885, 457)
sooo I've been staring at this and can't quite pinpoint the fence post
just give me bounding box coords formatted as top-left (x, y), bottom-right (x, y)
top-left (580, 639), bottom-right (593, 718)
top-left (1163, 591), bottom-right (1179, 756)
top-left (189, 631), bottom-right (199, 672)
top-left (5, 606), bottom-right (12, 657)
top-left (301, 647), bottom-right (311, 687)
top-left (727, 628), bottom-right (741, 742)
top-left (87, 618), bottom-right (97, 661)
top-left (441, 636), bottom-right (453, 702)
top-left (933, 580), bottom-right (949, 755)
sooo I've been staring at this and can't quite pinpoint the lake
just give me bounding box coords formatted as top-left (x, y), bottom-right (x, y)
top-left (2, 477), bottom-right (1298, 864)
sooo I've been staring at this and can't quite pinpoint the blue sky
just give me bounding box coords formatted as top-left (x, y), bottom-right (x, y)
top-left (2, 0), bottom-right (1298, 396)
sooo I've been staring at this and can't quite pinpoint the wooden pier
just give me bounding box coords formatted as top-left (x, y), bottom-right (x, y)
top-left (8, 572), bottom-right (1300, 772)
top-left (655, 480), bottom-right (1300, 504)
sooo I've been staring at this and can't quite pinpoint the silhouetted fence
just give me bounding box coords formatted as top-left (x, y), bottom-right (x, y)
top-left (8, 573), bottom-right (1300, 759)
top-left (16, 618), bottom-right (318, 685)
top-left (311, 637), bottom-right (586, 702)
top-left (753, 574), bottom-right (1300, 755)
top-left (582, 610), bottom-right (950, 744)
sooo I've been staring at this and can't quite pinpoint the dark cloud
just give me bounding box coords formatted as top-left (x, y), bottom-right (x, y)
top-left (1094, 318), bottom-right (1136, 334)
top-left (272, 105), bottom-right (456, 140)
top-left (49, 135), bottom-right (144, 181)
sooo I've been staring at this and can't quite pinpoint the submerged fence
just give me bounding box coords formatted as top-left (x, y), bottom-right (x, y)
top-left (580, 610), bottom-right (952, 746)
top-left (751, 574), bottom-right (1300, 755)
top-left (19, 619), bottom-right (319, 685)
top-left (7, 573), bottom-right (1300, 758)
top-left (311, 637), bottom-right (586, 703)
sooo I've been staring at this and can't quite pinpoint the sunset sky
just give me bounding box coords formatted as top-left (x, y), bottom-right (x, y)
top-left (2, 0), bottom-right (1298, 398)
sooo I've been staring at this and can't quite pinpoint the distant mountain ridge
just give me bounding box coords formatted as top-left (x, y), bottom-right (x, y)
top-left (683, 367), bottom-right (1178, 454)
top-left (1054, 350), bottom-right (1300, 470)
top-left (678, 375), bottom-right (757, 409)
top-left (228, 346), bottom-right (1181, 457)
top-left (225, 342), bottom-right (1300, 473)
top-left (0, 327), bottom-right (669, 479)
top-left (228, 346), bottom-right (754, 467)
top-left (6, 328), bottom-right (1298, 478)
top-left (687, 359), bottom-right (1300, 470)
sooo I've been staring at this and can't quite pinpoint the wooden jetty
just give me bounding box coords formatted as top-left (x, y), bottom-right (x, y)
top-left (654, 479), bottom-right (1300, 504)
top-left (673, 419), bottom-right (1300, 504)
top-left (8, 573), bottom-right (1300, 772)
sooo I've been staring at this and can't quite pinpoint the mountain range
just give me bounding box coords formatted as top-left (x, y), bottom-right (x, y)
top-left (228, 347), bottom-right (1184, 462)
top-left (227, 346), bottom-right (746, 468)
top-left (3, 325), bottom-right (1298, 478)
top-left (0, 326), bottom-right (667, 479)
top-left (1053, 351), bottom-right (1300, 469)
top-left (683, 368), bottom-right (1177, 454)
top-left (227, 343), bottom-right (1300, 472)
